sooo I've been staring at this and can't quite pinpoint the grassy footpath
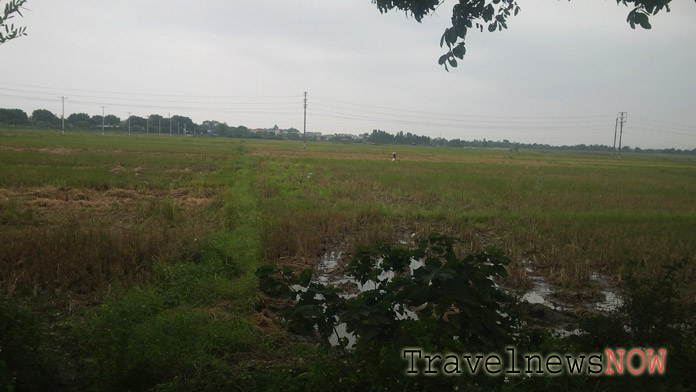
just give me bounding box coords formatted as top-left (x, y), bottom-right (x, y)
top-left (76, 154), bottom-right (264, 390)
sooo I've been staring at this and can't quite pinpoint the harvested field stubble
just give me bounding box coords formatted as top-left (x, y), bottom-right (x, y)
top-left (0, 132), bottom-right (245, 301)
top-left (0, 187), bottom-right (217, 297)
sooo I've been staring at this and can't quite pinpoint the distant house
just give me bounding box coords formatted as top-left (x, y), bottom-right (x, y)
top-left (305, 131), bottom-right (322, 140)
top-left (330, 133), bottom-right (360, 142)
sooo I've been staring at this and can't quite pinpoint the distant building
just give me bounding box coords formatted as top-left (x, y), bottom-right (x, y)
top-left (330, 133), bottom-right (360, 142)
top-left (305, 131), bottom-right (322, 140)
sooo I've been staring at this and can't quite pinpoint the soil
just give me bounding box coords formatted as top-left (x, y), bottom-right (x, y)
top-left (0, 146), bottom-right (80, 155)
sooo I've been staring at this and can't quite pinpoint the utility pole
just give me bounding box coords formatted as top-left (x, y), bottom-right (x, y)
top-left (613, 117), bottom-right (618, 157)
top-left (617, 112), bottom-right (627, 159)
top-left (60, 96), bottom-right (67, 135)
top-left (158, 116), bottom-right (161, 134)
top-left (127, 111), bottom-right (132, 135)
top-left (303, 91), bottom-right (307, 150)
top-left (101, 106), bottom-right (106, 135)
top-left (169, 113), bottom-right (172, 135)
top-left (146, 115), bottom-right (149, 135)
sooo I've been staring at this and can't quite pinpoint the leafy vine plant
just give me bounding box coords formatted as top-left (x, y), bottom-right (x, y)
top-left (257, 233), bottom-right (520, 359)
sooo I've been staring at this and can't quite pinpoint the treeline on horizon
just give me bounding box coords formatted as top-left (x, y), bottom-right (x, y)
top-left (1, 107), bottom-right (694, 155)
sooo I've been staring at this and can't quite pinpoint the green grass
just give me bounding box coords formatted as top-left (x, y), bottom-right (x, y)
top-left (77, 152), bottom-right (265, 391)
top-left (0, 131), bottom-right (240, 189)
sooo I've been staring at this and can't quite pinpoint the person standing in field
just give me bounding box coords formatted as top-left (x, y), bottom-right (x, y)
top-left (391, 152), bottom-right (397, 162)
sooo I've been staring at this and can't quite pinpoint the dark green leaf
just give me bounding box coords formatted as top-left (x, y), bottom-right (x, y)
top-left (483, 4), bottom-right (494, 22)
top-left (446, 27), bottom-right (458, 47)
top-left (452, 43), bottom-right (466, 59)
top-left (254, 264), bottom-right (278, 278)
top-left (299, 269), bottom-right (313, 287)
top-left (636, 12), bottom-right (652, 29)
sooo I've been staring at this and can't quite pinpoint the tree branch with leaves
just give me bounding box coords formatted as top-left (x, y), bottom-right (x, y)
top-left (1, 0), bottom-right (28, 45)
top-left (372, 0), bottom-right (694, 70)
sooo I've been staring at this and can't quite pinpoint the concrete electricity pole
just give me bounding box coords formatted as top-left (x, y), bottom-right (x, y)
top-left (60, 96), bottom-right (68, 135)
top-left (617, 112), bottom-right (627, 159)
top-left (613, 117), bottom-right (618, 157)
top-left (127, 112), bottom-right (132, 135)
top-left (101, 106), bottom-right (106, 135)
top-left (303, 91), bottom-right (307, 150)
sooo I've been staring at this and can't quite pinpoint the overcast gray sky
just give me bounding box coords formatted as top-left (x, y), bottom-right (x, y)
top-left (2, 0), bottom-right (695, 149)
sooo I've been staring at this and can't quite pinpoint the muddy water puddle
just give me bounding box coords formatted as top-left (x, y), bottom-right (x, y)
top-left (521, 262), bottom-right (623, 313)
top-left (590, 271), bottom-right (624, 312)
top-left (315, 251), bottom-right (623, 313)
top-left (304, 244), bottom-right (624, 345)
top-left (517, 261), bottom-right (624, 337)
top-left (307, 238), bottom-right (421, 347)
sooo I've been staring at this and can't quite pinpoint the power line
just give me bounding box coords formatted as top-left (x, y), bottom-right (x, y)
top-left (0, 86), bottom-right (618, 127)
top-left (0, 81), bottom-right (299, 99)
top-left (311, 102), bottom-right (612, 125)
top-left (313, 96), bottom-right (616, 120)
top-left (623, 130), bottom-right (690, 139)
top-left (0, 85), bottom-right (659, 135)
top-left (0, 88), bottom-right (299, 109)
top-left (0, 92), bottom-right (299, 113)
top-left (1, 84), bottom-right (692, 149)
top-left (631, 116), bottom-right (695, 131)
top-left (311, 112), bottom-right (610, 131)
top-left (630, 125), bottom-right (696, 138)
top-left (0, 86), bottom-right (299, 105)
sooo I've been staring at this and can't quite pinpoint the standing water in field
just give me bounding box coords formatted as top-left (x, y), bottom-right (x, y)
top-left (311, 235), bottom-right (420, 347)
top-left (313, 233), bottom-right (418, 297)
top-left (591, 271), bottom-right (624, 312)
top-left (520, 260), bottom-right (623, 313)
top-left (311, 240), bottom-right (623, 346)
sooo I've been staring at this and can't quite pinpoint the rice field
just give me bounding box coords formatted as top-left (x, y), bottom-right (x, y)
top-left (1, 129), bottom-right (695, 390)
top-left (252, 139), bottom-right (696, 299)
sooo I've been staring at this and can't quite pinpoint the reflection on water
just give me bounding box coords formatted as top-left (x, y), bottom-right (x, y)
top-left (308, 250), bottom-right (624, 346)
top-left (521, 261), bottom-right (623, 313)
top-left (312, 241), bottom-right (420, 347)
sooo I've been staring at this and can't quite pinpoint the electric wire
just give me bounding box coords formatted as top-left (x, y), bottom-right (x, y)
top-left (0, 81), bottom-right (693, 148)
